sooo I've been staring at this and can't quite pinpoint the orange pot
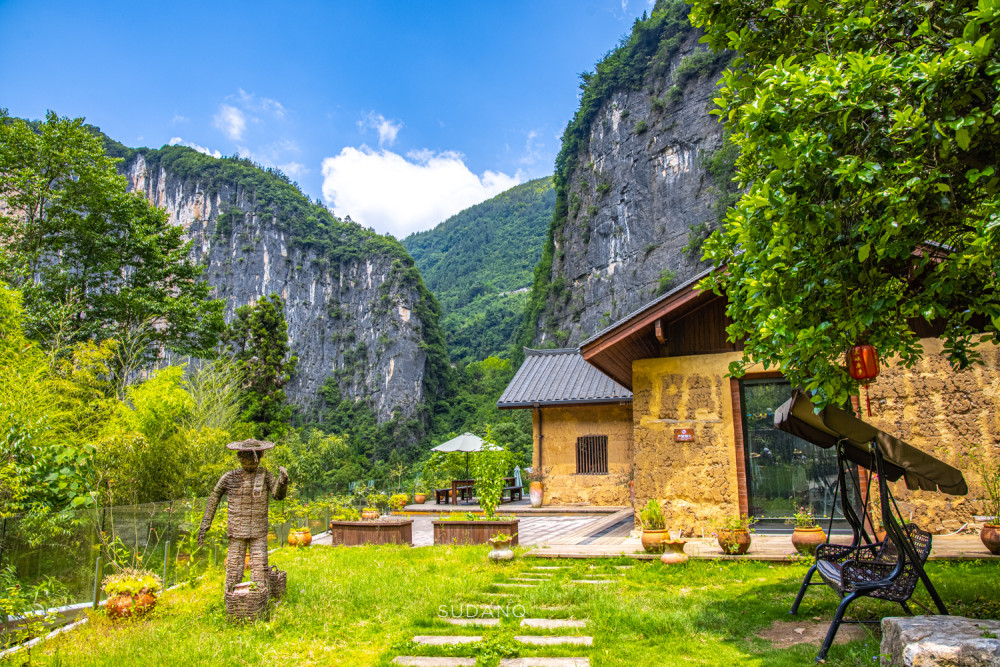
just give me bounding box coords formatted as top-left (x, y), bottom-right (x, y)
top-left (659, 540), bottom-right (688, 565)
top-left (717, 529), bottom-right (751, 555)
top-left (362, 510), bottom-right (380, 521)
top-left (982, 524), bottom-right (1000, 555)
top-left (287, 529), bottom-right (312, 547)
top-left (106, 591), bottom-right (157, 620)
top-left (414, 493), bottom-right (427, 504)
top-left (791, 526), bottom-right (826, 555)
top-left (641, 529), bottom-right (669, 554)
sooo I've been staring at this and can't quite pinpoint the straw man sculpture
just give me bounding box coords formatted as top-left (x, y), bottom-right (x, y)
top-left (198, 438), bottom-right (289, 594)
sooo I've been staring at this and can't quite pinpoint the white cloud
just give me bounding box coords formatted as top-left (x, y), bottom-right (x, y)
top-left (279, 161), bottom-right (307, 179)
top-left (237, 88), bottom-right (286, 119)
top-left (214, 105), bottom-right (246, 140)
top-left (321, 146), bottom-right (521, 238)
top-left (358, 111), bottom-right (402, 147)
top-left (169, 137), bottom-right (222, 158)
top-left (172, 114), bottom-right (189, 124)
top-left (520, 129), bottom-right (544, 166)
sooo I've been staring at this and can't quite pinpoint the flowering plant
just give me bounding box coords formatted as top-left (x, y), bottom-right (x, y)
top-left (788, 506), bottom-right (816, 528)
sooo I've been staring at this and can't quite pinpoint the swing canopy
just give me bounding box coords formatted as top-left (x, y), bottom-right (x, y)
top-left (774, 389), bottom-right (968, 496)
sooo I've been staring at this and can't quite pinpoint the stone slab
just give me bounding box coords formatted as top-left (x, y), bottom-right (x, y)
top-left (494, 583), bottom-right (537, 588)
top-left (531, 566), bottom-right (566, 570)
top-left (509, 578), bottom-right (548, 582)
top-left (444, 618), bottom-right (499, 627)
top-left (394, 659), bottom-right (477, 667)
top-left (570, 580), bottom-right (612, 585)
top-left (521, 618), bottom-right (588, 629)
top-left (499, 660), bottom-right (590, 667)
top-left (515, 636), bottom-right (593, 646)
top-left (413, 635), bottom-right (482, 646)
top-left (881, 616), bottom-right (1000, 666)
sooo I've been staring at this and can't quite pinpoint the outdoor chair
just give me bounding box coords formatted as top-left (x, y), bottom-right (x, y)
top-left (775, 390), bottom-right (967, 662)
top-left (434, 488), bottom-right (451, 504)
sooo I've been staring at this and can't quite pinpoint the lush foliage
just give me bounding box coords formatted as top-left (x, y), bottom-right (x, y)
top-left (0, 111), bottom-right (224, 358)
top-left (691, 0), bottom-right (1000, 408)
top-left (404, 177), bottom-right (554, 363)
top-left (967, 445), bottom-right (1000, 520)
top-left (101, 568), bottom-right (162, 597)
top-left (223, 293), bottom-right (298, 437)
top-left (470, 429), bottom-right (516, 519)
top-left (789, 506), bottom-right (817, 529)
top-left (638, 498), bottom-right (666, 530)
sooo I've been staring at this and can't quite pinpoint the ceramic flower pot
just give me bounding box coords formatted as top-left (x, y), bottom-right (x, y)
top-left (641, 529), bottom-right (669, 554)
top-left (982, 524), bottom-right (1000, 555)
top-left (414, 493), bottom-right (427, 504)
top-left (362, 509), bottom-right (380, 521)
top-left (287, 528), bottom-right (312, 547)
top-left (659, 540), bottom-right (688, 565)
top-left (791, 526), bottom-right (827, 555)
top-left (529, 482), bottom-right (543, 508)
top-left (106, 591), bottom-right (157, 620)
top-left (488, 544), bottom-right (515, 562)
top-left (717, 529), bottom-right (751, 555)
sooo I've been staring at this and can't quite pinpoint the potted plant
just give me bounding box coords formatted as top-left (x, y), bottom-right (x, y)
top-left (969, 448), bottom-right (1000, 554)
top-left (413, 483), bottom-right (427, 505)
top-left (361, 506), bottom-right (380, 521)
top-left (367, 492), bottom-right (389, 512)
top-left (487, 533), bottom-right (516, 562)
top-left (102, 568), bottom-right (162, 620)
top-left (660, 538), bottom-right (688, 565)
top-left (716, 514), bottom-right (755, 555)
top-left (788, 506), bottom-right (826, 555)
top-left (526, 467), bottom-right (545, 508)
top-left (287, 525), bottom-right (312, 546)
top-left (388, 493), bottom-right (409, 512)
top-left (639, 499), bottom-right (669, 554)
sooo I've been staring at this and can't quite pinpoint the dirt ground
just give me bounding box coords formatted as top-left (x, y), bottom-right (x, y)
top-left (756, 619), bottom-right (870, 647)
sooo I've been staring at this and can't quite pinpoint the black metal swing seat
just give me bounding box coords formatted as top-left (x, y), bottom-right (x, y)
top-left (774, 390), bottom-right (969, 663)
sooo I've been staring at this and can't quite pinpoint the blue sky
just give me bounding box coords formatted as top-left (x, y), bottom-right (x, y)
top-left (0, 1), bottom-right (653, 238)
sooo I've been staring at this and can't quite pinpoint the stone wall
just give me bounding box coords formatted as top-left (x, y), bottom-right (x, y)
top-left (533, 404), bottom-right (634, 506)
top-left (631, 353), bottom-right (743, 533)
top-left (865, 338), bottom-right (1000, 532)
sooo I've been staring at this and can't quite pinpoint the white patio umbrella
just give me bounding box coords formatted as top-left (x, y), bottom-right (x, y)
top-left (431, 432), bottom-right (485, 478)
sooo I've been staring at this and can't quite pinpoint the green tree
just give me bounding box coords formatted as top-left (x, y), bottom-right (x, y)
top-left (690, 0), bottom-right (1000, 408)
top-left (0, 110), bottom-right (225, 356)
top-left (223, 294), bottom-right (298, 437)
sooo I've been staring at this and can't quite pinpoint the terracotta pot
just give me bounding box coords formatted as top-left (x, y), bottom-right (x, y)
top-left (287, 529), bottom-right (312, 547)
top-left (641, 529), bottom-right (669, 554)
top-left (717, 529), bottom-right (751, 555)
top-left (791, 526), bottom-right (827, 555)
top-left (982, 524), bottom-right (1000, 555)
top-left (106, 591), bottom-right (157, 620)
top-left (875, 528), bottom-right (888, 543)
top-left (414, 493), bottom-right (427, 504)
top-left (488, 544), bottom-right (515, 562)
top-left (660, 540), bottom-right (688, 565)
top-left (362, 509), bottom-right (380, 521)
top-left (529, 482), bottom-right (543, 508)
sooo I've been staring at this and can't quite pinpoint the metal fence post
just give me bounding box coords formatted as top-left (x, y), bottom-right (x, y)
top-left (92, 556), bottom-right (102, 609)
top-left (162, 540), bottom-right (169, 588)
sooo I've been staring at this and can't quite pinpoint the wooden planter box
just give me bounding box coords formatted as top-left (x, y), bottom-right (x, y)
top-left (328, 519), bottom-right (413, 546)
top-left (432, 519), bottom-right (519, 546)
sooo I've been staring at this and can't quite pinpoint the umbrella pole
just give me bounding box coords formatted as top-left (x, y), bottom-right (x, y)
top-left (465, 452), bottom-right (470, 479)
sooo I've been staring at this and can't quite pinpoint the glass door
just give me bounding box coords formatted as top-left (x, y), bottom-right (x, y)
top-left (740, 379), bottom-right (840, 528)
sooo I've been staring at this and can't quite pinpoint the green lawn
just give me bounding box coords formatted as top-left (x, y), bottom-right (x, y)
top-left (22, 546), bottom-right (1000, 666)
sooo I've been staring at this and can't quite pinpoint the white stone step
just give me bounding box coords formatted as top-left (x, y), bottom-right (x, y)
top-left (499, 659), bottom-right (590, 667)
top-left (570, 579), bottom-right (612, 585)
top-left (412, 635), bottom-right (481, 645)
top-left (493, 583), bottom-right (536, 588)
top-left (613, 565), bottom-right (633, 570)
top-left (530, 566), bottom-right (566, 570)
top-left (515, 635), bottom-right (593, 646)
top-left (443, 617), bottom-right (499, 627)
top-left (508, 577), bottom-right (548, 582)
top-left (520, 618), bottom-right (588, 629)
top-left (394, 659), bottom-right (477, 666)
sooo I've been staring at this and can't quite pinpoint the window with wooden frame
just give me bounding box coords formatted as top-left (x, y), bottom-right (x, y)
top-left (576, 435), bottom-right (608, 474)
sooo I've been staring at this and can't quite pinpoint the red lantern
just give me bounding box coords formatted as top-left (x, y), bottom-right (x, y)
top-left (848, 343), bottom-right (880, 416)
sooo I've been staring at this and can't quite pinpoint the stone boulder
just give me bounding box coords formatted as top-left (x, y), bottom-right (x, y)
top-left (881, 615), bottom-right (1000, 666)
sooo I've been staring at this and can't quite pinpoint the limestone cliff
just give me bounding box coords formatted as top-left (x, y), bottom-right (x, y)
top-left (524, 2), bottom-right (734, 347)
top-left (123, 147), bottom-right (448, 425)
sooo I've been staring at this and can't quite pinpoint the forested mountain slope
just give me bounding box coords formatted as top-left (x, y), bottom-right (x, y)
top-left (520, 0), bottom-right (736, 348)
top-left (115, 144), bottom-right (448, 435)
top-left (404, 177), bottom-right (554, 363)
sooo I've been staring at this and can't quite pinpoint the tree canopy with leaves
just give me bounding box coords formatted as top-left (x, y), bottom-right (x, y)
top-left (0, 110), bottom-right (224, 357)
top-left (690, 0), bottom-right (1000, 407)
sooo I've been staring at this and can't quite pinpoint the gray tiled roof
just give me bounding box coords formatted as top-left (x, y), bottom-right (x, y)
top-left (496, 348), bottom-right (633, 409)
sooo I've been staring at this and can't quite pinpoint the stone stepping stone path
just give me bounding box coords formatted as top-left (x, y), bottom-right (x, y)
top-left (394, 659), bottom-right (476, 666)
top-left (499, 659), bottom-right (590, 667)
top-left (493, 582), bottom-right (536, 588)
top-left (443, 617), bottom-right (499, 627)
top-left (509, 577), bottom-right (548, 582)
top-left (515, 635), bottom-right (594, 646)
top-left (413, 635), bottom-right (482, 645)
top-left (570, 579), bottom-right (612, 585)
top-left (530, 566), bottom-right (566, 570)
top-left (613, 565), bottom-right (633, 570)
top-left (536, 605), bottom-right (568, 611)
top-left (520, 618), bottom-right (587, 629)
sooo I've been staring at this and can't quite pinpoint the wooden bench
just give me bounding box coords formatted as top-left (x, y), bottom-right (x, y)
top-left (434, 488), bottom-right (451, 504)
top-left (502, 477), bottom-right (522, 503)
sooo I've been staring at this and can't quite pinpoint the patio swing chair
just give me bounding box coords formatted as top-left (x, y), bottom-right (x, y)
top-left (774, 390), bottom-right (969, 662)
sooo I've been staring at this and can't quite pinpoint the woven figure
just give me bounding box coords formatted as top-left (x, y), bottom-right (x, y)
top-left (198, 439), bottom-right (289, 597)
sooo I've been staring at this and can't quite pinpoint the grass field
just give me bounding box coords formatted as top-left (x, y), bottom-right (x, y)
top-left (19, 545), bottom-right (1000, 666)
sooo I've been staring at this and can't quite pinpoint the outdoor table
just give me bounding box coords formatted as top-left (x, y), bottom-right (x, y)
top-left (451, 479), bottom-right (474, 505)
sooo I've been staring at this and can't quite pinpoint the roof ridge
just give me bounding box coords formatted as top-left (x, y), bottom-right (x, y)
top-left (523, 347), bottom-right (581, 356)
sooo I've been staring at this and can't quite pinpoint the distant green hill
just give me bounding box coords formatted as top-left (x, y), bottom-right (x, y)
top-left (403, 176), bottom-right (555, 364)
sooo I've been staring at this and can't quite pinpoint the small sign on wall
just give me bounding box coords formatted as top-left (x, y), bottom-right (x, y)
top-left (674, 428), bottom-right (694, 442)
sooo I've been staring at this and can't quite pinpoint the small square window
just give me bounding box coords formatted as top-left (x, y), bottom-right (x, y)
top-left (576, 435), bottom-right (608, 474)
